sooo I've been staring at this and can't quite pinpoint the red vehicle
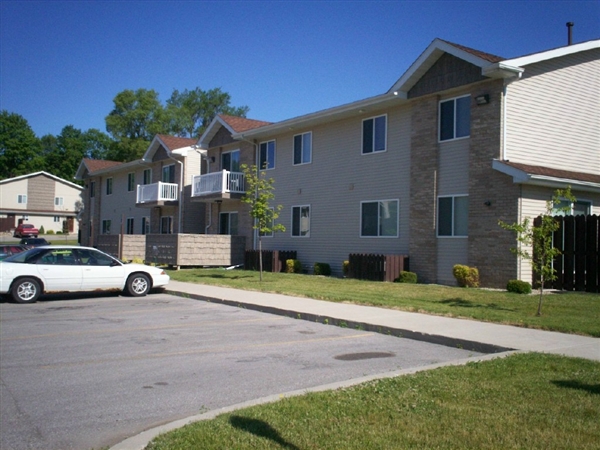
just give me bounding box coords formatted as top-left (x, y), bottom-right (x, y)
top-left (13, 224), bottom-right (39, 238)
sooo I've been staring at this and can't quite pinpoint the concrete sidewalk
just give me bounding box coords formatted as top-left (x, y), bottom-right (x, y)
top-left (166, 280), bottom-right (599, 362)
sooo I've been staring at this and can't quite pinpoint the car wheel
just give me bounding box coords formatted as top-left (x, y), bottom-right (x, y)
top-left (11, 278), bottom-right (41, 304)
top-left (126, 273), bottom-right (151, 297)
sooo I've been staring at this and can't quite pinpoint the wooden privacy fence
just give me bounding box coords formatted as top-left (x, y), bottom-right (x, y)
top-left (245, 250), bottom-right (298, 272)
top-left (534, 215), bottom-right (599, 293)
top-left (348, 254), bottom-right (409, 282)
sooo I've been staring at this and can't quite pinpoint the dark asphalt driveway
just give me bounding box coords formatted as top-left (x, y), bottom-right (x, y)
top-left (0, 292), bottom-right (483, 450)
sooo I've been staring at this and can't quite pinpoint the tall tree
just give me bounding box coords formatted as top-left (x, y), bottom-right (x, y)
top-left (42, 125), bottom-right (88, 182)
top-left (82, 128), bottom-right (113, 160)
top-left (0, 111), bottom-right (43, 179)
top-left (105, 89), bottom-right (167, 161)
top-left (166, 87), bottom-right (249, 138)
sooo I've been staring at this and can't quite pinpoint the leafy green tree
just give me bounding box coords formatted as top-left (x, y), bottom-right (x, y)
top-left (41, 126), bottom-right (89, 182)
top-left (241, 164), bottom-right (285, 281)
top-left (499, 187), bottom-right (576, 316)
top-left (166, 87), bottom-right (249, 138)
top-left (105, 89), bottom-right (168, 161)
top-left (0, 110), bottom-right (43, 179)
top-left (82, 128), bottom-right (113, 160)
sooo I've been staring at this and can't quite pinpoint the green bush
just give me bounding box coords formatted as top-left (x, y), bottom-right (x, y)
top-left (286, 259), bottom-right (302, 274)
top-left (56, 231), bottom-right (63, 235)
top-left (394, 271), bottom-right (417, 283)
top-left (342, 260), bottom-right (350, 277)
top-left (507, 279), bottom-right (532, 294)
top-left (314, 262), bottom-right (331, 276)
top-left (46, 229), bottom-right (55, 235)
top-left (39, 225), bottom-right (45, 235)
top-left (453, 264), bottom-right (480, 288)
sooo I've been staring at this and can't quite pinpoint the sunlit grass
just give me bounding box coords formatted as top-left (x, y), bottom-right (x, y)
top-left (168, 268), bottom-right (600, 336)
top-left (146, 353), bottom-right (600, 450)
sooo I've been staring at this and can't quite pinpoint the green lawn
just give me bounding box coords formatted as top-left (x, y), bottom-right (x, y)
top-left (146, 353), bottom-right (600, 450)
top-left (168, 269), bottom-right (600, 337)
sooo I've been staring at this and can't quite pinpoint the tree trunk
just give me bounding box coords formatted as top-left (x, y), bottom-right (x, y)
top-left (536, 275), bottom-right (544, 316)
top-left (258, 236), bottom-right (263, 282)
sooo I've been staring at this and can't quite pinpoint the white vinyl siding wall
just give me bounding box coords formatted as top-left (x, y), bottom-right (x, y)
top-left (505, 48), bottom-right (600, 174)
top-left (259, 106), bottom-right (411, 275)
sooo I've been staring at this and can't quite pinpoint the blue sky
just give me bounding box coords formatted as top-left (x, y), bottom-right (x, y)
top-left (1, 1), bottom-right (598, 138)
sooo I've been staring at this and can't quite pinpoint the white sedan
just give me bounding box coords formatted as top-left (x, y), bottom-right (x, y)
top-left (0, 246), bottom-right (170, 303)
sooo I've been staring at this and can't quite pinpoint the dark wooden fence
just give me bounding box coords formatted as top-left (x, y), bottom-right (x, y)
top-left (534, 215), bottom-right (599, 293)
top-left (245, 250), bottom-right (297, 273)
top-left (347, 254), bottom-right (409, 282)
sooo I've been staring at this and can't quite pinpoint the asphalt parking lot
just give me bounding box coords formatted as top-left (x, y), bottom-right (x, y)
top-left (1, 291), bottom-right (484, 450)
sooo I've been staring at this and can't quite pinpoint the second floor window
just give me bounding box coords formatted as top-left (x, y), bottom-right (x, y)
top-left (54, 197), bottom-right (64, 206)
top-left (439, 95), bottom-right (470, 141)
top-left (362, 115), bottom-right (387, 154)
top-left (106, 178), bottom-right (113, 195)
top-left (259, 141), bottom-right (275, 170)
top-left (17, 194), bottom-right (27, 204)
top-left (438, 195), bottom-right (468, 237)
top-left (222, 150), bottom-right (240, 172)
top-left (90, 181), bottom-right (95, 198)
top-left (162, 165), bottom-right (175, 183)
top-left (293, 132), bottom-right (312, 165)
top-left (128, 173), bottom-right (135, 191)
top-left (143, 168), bottom-right (152, 185)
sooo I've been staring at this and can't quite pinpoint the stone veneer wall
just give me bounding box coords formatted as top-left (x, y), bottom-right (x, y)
top-left (146, 234), bottom-right (246, 267)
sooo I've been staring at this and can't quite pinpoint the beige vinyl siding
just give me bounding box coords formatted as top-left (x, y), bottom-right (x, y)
top-left (54, 181), bottom-right (83, 213)
top-left (505, 48), bottom-right (600, 174)
top-left (261, 105), bottom-right (411, 275)
top-left (1, 179), bottom-right (29, 209)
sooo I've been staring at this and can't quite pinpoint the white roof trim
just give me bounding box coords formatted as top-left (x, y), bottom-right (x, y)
top-left (492, 160), bottom-right (600, 193)
top-left (502, 39), bottom-right (600, 68)
top-left (0, 171), bottom-right (83, 190)
top-left (197, 116), bottom-right (237, 148)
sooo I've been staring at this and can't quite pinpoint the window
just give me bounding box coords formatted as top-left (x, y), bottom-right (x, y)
top-left (142, 217), bottom-right (150, 235)
top-left (362, 115), bottom-right (387, 154)
top-left (54, 197), bottom-right (64, 206)
top-left (106, 178), bottom-right (113, 195)
top-left (143, 168), bottom-right (152, 185)
top-left (259, 140), bottom-right (275, 170)
top-left (553, 199), bottom-right (592, 216)
top-left (219, 212), bottom-right (238, 235)
top-left (222, 150), bottom-right (240, 172)
top-left (292, 205), bottom-right (310, 237)
top-left (439, 95), bottom-right (470, 141)
top-left (162, 164), bottom-right (175, 183)
top-left (438, 196), bottom-right (468, 237)
top-left (361, 200), bottom-right (398, 237)
top-left (53, 216), bottom-right (61, 223)
top-left (102, 219), bottom-right (111, 234)
top-left (293, 132), bottom-right (312, 165)
top-left (17, 194), bottom-right (27, 204)
top-left (126, 218), bottom-right (134, 234)
top-left (160, 216), bottom-right (173, 234)
top-left (128, 173), bottom-right (135, 192)
top-left (90, 181), bottom-right (95, 198)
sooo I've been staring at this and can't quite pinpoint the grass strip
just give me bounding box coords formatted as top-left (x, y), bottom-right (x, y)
top-left (168, 269), bottom-right (600, 337)
top-left (146, 353), bottom-right (600, 450)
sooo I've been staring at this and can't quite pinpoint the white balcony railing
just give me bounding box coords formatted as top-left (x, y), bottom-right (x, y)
top-left (192, 170), bottom-right (246, 197)
top-left (136, 182), bottom-right (178, 203)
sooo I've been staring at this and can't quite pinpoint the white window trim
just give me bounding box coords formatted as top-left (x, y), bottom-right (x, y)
top-left (219, 211), bottom-right (239, 235)
top-left (438, 95), bottom-right (471, 143)
top-left (360, 199), bottom-right (399, 238)
top-left (162, 164), bottom-right (175, 183)
top-left (106, 177), bottom-right (113, 196)
top-left (17, 194), bottom-right (27, 204)
top-left (259, 140), bottom-right (276, 170)
top-left (143, 168), bottom-right (152, 185)
top-left (361, 114), bottom-right (387, 155)
top-left (127, 172), bottom-right (135, 192)
top-left (291, 204), bottom-right (311, 238)
top-left (54, 197), bottom-right (64, 206)
top-left (126, 217), bottom-right (135, 235)
top-left (437, 194), bottom-right (469, 238)
top-left (293, 132), bottom-right (312, 166)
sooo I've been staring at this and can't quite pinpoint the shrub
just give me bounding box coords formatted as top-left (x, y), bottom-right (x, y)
top-left (286, 259), bottom-right (302, 274)
top-left (507, 279), bottom-right (532, 294)
top-left (342, 260), bottom-right (350, 277)
top-left (46, 229), bottom-right (55, 235)
top-left (394, 271), bottom-right (417, 283)
top-left (314, 262), bottom-right (331, 276)
top-left (39, 225), bottom-right (45, 235)
top-left (453, 264), bottom-right (480, 288)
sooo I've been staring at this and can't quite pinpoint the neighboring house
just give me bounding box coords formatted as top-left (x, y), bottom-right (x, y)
top-left (0, 171), bottom-right (83, 235)
top-left (194, 38), bottom-right (599, 287)
top-left (191, 114), bottom-right (273, 249)
top-left (75, 135), bottom-right (205, 247)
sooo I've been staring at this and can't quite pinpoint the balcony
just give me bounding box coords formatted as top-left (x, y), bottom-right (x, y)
top-left (191, 170), bottom-right (246, 201)
top-left (136, 182), bottom-right (179, 207)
